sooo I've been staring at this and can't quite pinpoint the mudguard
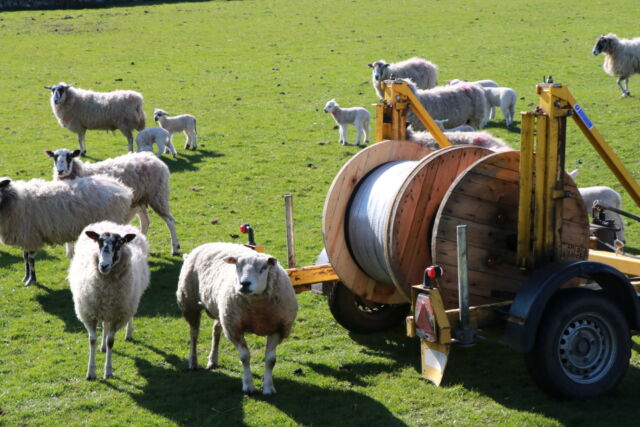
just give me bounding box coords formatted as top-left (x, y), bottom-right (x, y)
top-left (505, 259), bottom-right (640, 352)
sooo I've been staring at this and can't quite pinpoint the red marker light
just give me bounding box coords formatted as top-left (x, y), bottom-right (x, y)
top-left (426, 265), bottom-right (443, 279)
top-left (240, 224), bottom-right (248, 233)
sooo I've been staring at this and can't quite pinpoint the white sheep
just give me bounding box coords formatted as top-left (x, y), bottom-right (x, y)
top-left (434, 119), bottom-right (475, 132)
top-left (592, 33), bottom-right (640, 97)
top-left (447, 79), bottom-right (499, 88)
top-left (406, 126), bottom-right (512, 152)
top-left (368, 57), bottom-right (438, 99)
top-left (483, 87), bottom-right (517, 127)
top-left (0, 176), bottom-right (133, 286)
top-left (135, 127), bottom-right (177, 158)
top-left (45, 82), bottom-right (146, 155)
top-left (69, 221), bottom-right (150, 380)
top-left (45, 148), bottom-right (180, 256)
top-left (403, 78), bottom-right (489, 131)
top-left (568, 170), bottom-right (625, 242)
top-left (323, 99), bottom-right (370, 146)
top-left (176, 242), bottom-right (298, 395)
top-left (153, 108), bottom-right (198, 150)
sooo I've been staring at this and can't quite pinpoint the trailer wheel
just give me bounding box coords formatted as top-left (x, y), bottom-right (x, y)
top-left (327, 281), bottom-right (409, 334)
top-left (525, 288), bottom-right (630, 399)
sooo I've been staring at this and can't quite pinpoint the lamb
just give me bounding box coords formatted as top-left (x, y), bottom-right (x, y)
top-left (434, 119), bottom-right (475, 133)
top-left (0, 176), bottom-right (133, 286)
top-left (592, 33), bottom-right (640, 97)
top-left (323, 99), bottom-right (370, 146)
top-left (45, 82), bottom-right (146, 155)
top-left (368, 57), bottom-right (438, 99)
top-left (153, 108), bottom-right (198, 150)
top-left (568, 170), bottom-right (625, 242)
top-left (44, 148), bottom-right (180, 256)
top-left (135, 127), bottom-right (177, 158)
top-left (69, 221), bottom-right (150, 380)
top-left (482, 87), bottom-right (518, 127)
top-left (176, 242), bottom-right (298, 395)
top-left (402, 78), bottom-right (489, 131)
top-left (406, 126), bottom-right (512, 151)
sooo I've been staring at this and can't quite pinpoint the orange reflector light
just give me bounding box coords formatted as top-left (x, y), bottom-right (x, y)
top-left (415, 294), bottom-right (437, 342)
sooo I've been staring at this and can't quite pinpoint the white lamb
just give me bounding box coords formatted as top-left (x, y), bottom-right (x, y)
top-left (45, 82), bottom-right (146, 155)
top-left (135, 127), bottom-right (177, 158)
top-left (69, 221), bottom-right (150, 380)
top-left (153, 108), bottom-right (198, 150)
top-left (402, 78), bottom-right (489, 131)
top-left (176, 242), bottom-right (298, 395)
top-left (0, 176), bottom-right (133, 286)
top-left (45, 148), bottom-right (180, 256)
top-left (406, 126), bottom-right (512, 152)
top-left (483, 87), bottom-right (518, 127)
top-left (569, 170), bottom-right (625, 242)
top-left (592, 33), bottom-right (640, 97)
top-left (324, 99), bottom-right (370, 146)
top-left (368, 57), bottom-right (438, 99)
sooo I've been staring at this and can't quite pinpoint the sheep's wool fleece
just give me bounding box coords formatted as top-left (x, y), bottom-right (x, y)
top-left (69, 221), bottom-right (150, 327)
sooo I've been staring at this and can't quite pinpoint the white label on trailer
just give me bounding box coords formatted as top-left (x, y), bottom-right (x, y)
top-left (573, 104), bottom-right (593, 129)
top-left (424, 348), bottom-right (448, 372)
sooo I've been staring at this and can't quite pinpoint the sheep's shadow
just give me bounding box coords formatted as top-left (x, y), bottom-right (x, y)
top-left (484, 121), bottom-right (521, 133)
top-left (108, 342), bottom-right (405, 426)
top-left (3, 0), bottom-right (239, 12)
top-left (161, 148), bottom-right (224, 174)
top-left (134, 257), bottom-right (183, 318)
top-left (34, 284), bottom-right (83, 333)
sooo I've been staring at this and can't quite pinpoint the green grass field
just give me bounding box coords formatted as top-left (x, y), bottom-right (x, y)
top-left (2, 0), bottom-right (640, 425)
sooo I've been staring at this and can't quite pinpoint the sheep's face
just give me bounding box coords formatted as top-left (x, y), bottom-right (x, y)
top-left (86, 231), bottom-right (136, 275)
top-left (593, 35), bottom-right (611, 56)
top-left (45, 83), bottom-right (71, 105)
top-left (153, 109), bottom-right (169, 122)
top-left (371, 62), bottom-right (390, 82)
top-left (323, 99), bottom-right (338, 113)
top-left (45, 148), bottom-right (81, 178)
top-left (0, 178), bottom-right (14, 210)
top-left (224, 255), bottom-right (277, 295)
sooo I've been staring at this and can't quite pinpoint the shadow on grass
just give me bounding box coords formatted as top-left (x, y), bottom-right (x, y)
top-left (161, 148), bottom-right (224, 174)
top-left (34, 284), bottom-right (79, 332)
top-left (3, 0), bottom-right (241, 13)
top-left (484, 121), bottom-right (521, 134)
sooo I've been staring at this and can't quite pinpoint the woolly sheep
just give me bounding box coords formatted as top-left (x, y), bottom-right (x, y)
top-left (592, 33), bottom-right (640, 97)
top-left (176, 242), bottom-right (298, 395)
top-left (45, 82), bottom-right (146, 155)
top-left (69, 221), bottom-right (150, 380)
top-left (447, 79), bottom-right (499, 88)
top-left (153, 108), bottom-right (198, 150)
top-left (0, 176), bottom-right (133, 286)
top-left (483, 87), bottom-right (517, 127)
top-left (569, 169), bottom-right (625, 242)
top-left (135, 127), bottom-right (177, 158)
top-left (368, 57), bottom-right (438, 99)
top-left (434, 119), bottom-right (475, 132)
top-left (323, 99), bottom-right (370, 146)
top-left (406, 126), bottom-right (512, 151)
top-left (402, 78), bottom-right (489, 131)
top-left (45, 149), bottom-right (180, 256)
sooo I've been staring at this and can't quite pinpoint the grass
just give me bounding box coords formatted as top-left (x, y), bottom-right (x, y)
top-left (1, 0), bottom-right (640, 425)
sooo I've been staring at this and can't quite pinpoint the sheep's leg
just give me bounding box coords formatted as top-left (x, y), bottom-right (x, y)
top-left (157, 212), bottom-right (180, 255)
top-left (184, 309), bottom-right (202, 369)
top-left (78, 130), bottom-right (87, 156)
top-left (125, 317), bottom-right (134, 341)
top-left (617, 77), bottom-right (630, 97)
top-left (206, 319), bottom-right (222, 370)
top-left (502, 105), bottom-right (512, 127)
top-left (65, 242), bottom-right (75, 259)
top-left (340, 124), bottom-right (349, 145)
top-left (190, 130), bottom-right (197, 149)
top-left (85, 320), bottom-right (98, 380)
top-left (122, 129), bottom-right (134, 153)
top-left (138, 208), bottom-right (150, 235)
top-left (625, 78), bottom-right (630, 96)
top-left (22, 251), bottom-right (31, 284)
top-left (104, 325), bottom-right (116, 379)
top-left (101, 321), bottom-right (109, 353)
top-left (166, 140), bottom-right (178, 158)
top-left (364, 119), bottom-right (370, 144)
top-left (262, 332), bottom-right (283, 396)
top-left (232, 336), bottom-right (256, 395)
top-left (183, 130), bottom-right (191, 150)
top-left (490, 106), bottom-right (496, 119)
top-left (355, 124), bottom-right (363, 146)
top-left (23, 251), bottom-right (36, 286)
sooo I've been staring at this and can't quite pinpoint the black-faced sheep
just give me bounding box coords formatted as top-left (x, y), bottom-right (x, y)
top-left (368, 57), bottom-right (438, 99)
top-left (153, 108), bottom-right (198, 150)
top-left (45, 82), bottom-right (146, 155)
top-left (69, 221), bottom-right (150, 380)
top-left (0, 176), bottom-right (133, 286)
top-left (45, 148), bottom-right (180, 256)
top-left (323, 99), bottom-right (370, 146)
top-left (592, 33), bottom-right (640, 97)
top-left (176, 242), bottom-right (298, 395)
top-left (135, 127), bottom-right (176, 158)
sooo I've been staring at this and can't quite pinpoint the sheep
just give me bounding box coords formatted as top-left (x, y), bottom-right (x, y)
top-left (447, 79), bottom-right (499, 88)
top-left (69, 221), bottom-right (150, 380)
top-left (44, 148), bottom-right (180, 256)
top-left (176, 242), bottom-right (298, 395)
top-left (0, 176), bottom-right (133, 286)
top-left (482, 87), bottom-right (517, 127)
top-left (568, 169), bottom-right (625, 242)
top-left (153, 108), bottom-right (198, 150)
top-left (323, 99), bottom-right (370, 146)
top-left (368, 57), bottom-right (438, 99)
top-left (434, 119), bottom-right (475, 133)
top-left (135, 127), bottom-right (177, 158)
top-left (402, 78), bottom-right (489, 131)
top-left (406, 126), bottom-right (512, 152)
top-left (45, 82), bottom-right (146, 155)
top-left (592, 33), bottom-right (640, 97)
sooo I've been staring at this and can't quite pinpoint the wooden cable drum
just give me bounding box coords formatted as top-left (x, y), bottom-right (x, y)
top-left (323, 139), bottom-right (492, 304)
top-left (431, 150), bottom-right (590, 309)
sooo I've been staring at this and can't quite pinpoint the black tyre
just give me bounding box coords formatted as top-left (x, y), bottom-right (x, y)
top-left (525, 288), bottom-right (630, 399)
top-left (327, 281), bottom-right (409, 334)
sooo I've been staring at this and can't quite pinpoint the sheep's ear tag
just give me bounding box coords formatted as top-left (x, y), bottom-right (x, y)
top-left (85, 231), bottom-right (100, 242)
top-left (223, 256), bottom-right (237, 265)
top-left (122, 234), bottom-right (136, 244)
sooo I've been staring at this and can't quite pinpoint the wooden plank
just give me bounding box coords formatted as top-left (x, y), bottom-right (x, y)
top-left (287, 264), bottom-right (339, 286)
